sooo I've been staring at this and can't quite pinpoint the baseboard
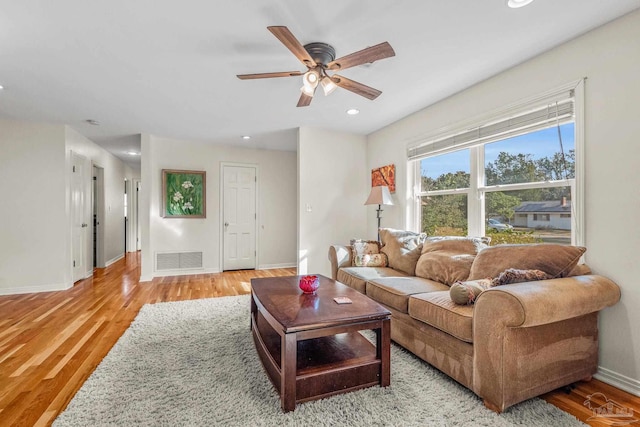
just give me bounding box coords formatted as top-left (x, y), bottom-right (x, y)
top-left (257, 263), bottom-right (297, 270)
top-left (106, 253), bottom-right (125, 267)
top-left (595, 366), bottom-right (640, 397)
top-left (0, 282), bottom-right (72, 296)
top-left (139, 275), bottom-right (153, 283)
top-left (152, 268), bottom-right (221, 279)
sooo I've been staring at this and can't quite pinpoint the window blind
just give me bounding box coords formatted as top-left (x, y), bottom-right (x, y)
top-left (408, 93), bottom-right (574, 161)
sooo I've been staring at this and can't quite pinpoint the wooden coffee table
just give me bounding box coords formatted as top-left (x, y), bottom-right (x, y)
top-left (250, 274), bottom-right (391, 412)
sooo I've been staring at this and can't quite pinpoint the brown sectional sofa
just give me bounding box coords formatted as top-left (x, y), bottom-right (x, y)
top-left (328, 233), bottom-right (621, 412)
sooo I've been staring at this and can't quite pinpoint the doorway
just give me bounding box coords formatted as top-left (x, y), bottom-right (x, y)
top-left (124, 179), bottom-right (140, 253)
top-left (135, 180), bottom-right (141, 251)
top-left (124, 179), bottom-right (128, 253)
top-left (221, 164), bottom-right (257, 271)
top-left (93, 165), bottom-right (105, 268)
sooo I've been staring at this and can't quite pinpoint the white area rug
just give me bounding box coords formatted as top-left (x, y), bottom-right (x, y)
top-left (54, 295), bottom-right (585, 426)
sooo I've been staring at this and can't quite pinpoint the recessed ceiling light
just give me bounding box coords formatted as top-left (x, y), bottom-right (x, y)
top-left (86, 119), bottom-right (100, 126)
top-left (242, 135), bottom-right (251, 140)
top-left (507, 0), bottom-right (534, 8)
top-left (0, 85), bottom-right (4, 90)
top-left (346, 108), bottom-right (360, 115)
top-left (126, 151), bottom-right (140, 156)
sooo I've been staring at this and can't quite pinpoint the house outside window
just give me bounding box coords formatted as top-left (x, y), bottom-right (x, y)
top-left (408, 81), bottom-right (584, 246)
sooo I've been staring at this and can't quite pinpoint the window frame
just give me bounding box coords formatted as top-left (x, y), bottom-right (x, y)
top-left (409, 80), bottom-right (585, 246)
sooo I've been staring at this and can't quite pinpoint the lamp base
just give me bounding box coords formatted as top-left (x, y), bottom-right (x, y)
top-left (376, 204), bottom-right (383, 242)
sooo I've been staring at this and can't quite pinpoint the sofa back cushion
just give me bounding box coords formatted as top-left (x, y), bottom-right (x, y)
top-left (415, 237), bottom-right (488, 285)
top-left (468, 244), bottom-right (586, 280)
top-left (379, 228), bottom-right (426, 276)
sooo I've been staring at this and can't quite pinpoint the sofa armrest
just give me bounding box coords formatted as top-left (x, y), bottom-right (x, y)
top-left (328, 245), bottom-right (352, 280)
top-left (472, 275), bottom-right (620, 412)
top-left (475, 275), bottom-right (620, 328)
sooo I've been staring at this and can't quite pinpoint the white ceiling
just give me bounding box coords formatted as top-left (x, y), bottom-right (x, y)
top-left (2, 1), bottom-right (639, 170)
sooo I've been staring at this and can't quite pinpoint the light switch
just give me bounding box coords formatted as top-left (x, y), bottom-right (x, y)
top-left (305, 203), bottom-right (312, 212)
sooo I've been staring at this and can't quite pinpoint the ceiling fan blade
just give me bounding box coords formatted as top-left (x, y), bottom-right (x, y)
top-left (327, 42), bottom-right (395, 71)
top-left (332, 75), bottom-right (382, 100)
top-left (297, 92), bottom-right (313, 107)
top-left (237, 71), bottom-right (303, 80)
top-left (268, 26), bottom-right (317, 68)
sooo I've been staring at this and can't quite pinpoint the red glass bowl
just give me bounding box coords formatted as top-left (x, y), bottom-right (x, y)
top-left (299, 275), bottom-right (320, 294)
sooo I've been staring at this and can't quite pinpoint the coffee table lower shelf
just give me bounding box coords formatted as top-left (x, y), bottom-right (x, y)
top-left (252, 310), bottom-right (385, 408)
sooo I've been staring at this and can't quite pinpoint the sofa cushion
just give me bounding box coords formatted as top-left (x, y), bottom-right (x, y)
top-left (366, 277), bottom-right (449, 313)
top-left (409, 291), bottom-right (474, 343)
top-left (337, 266), bottom-right (407, 294)
top-left (425, 235), bottom-right (491, 246)
top-left (379, 228), bottom-right (427, 276)
top-left (468, 244), bottom-right (586, 280)
top-left (568, 263), bottom-right (591, 276)
top-left (415, 238), bottom-right (488, 285)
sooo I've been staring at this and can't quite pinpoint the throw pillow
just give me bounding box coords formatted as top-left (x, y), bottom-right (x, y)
top-left (449, 279), bottom-right (493, 305)
top-left (350, 239), bottom-right (380, 255)
top-left (350, 239), bottom-right (387, 267)
top-left (449, 268), bottom-right (552, 305)
top-left (491, 268), bottom-right (551, 287)
top-left (353, 253), bottom-right (388, 267)
top-left (415, 237), bottom-right (489, 285)
top-left (468, 244), bottom-right (586, 280)
top-left (379, 228), bottom-right (427, 276)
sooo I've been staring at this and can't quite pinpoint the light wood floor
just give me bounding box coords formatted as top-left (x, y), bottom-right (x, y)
top-left (0, 253), bottom-right (637, 426)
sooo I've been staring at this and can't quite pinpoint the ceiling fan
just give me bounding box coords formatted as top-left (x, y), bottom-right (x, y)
top-left (236, 26), bottom-right (395, 107)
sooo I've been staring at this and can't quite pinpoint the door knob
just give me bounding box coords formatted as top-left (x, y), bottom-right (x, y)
top-left (224, 222), bottom-right (229, 227)
top-left (81, 223), bottom-right (88, 228)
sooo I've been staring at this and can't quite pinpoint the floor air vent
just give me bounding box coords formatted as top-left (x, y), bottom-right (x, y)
top-left (156, 252), bottom-right (203, 271)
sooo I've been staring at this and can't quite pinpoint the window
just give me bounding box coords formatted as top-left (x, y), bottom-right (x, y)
top-left (409, 82), bottom-right (583, 246)
top-left (420, 150), bottom-right (469, 235)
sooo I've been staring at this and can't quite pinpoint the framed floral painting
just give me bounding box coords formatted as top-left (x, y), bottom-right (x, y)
top-left (162, 169), bottom-right (206, 218)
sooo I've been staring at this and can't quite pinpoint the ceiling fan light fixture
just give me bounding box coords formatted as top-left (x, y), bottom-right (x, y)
top-left (507, 0), bottom-right (534, 8)
top-left (303, 69), bottom-right (320, 88)
top-left (300, 85), bottom-right (315, 97)
top-left (321, 76), bottom-right (338, 96)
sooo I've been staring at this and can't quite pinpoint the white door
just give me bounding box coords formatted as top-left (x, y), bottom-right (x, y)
top-left (223, 165), bottom-right (256, 270)
top-left (71, 152), bottom-right (88, 282)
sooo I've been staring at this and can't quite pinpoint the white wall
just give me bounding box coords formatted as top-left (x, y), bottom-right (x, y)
top-left (65, 127), bottom-right (136, 268)
top-left (0, 121), bottom-right (68, 294)
top-left (0, 121), bottom-right (133, 295)
top-left (140, 134), bottom-right (153, 280)
top-left (298, 127), bottom-right (368, 276)
top-left (140, 135), bottom-right (297, 280)
top-left (367, 10), bottom-right (640, 393)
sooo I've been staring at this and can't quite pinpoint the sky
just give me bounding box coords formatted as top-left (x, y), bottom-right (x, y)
top-left (421, 123), bottom-right (575, 180)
